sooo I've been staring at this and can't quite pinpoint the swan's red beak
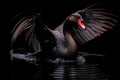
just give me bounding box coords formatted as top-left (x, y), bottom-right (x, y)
top-left (77, 18), bottom-right (86, 29)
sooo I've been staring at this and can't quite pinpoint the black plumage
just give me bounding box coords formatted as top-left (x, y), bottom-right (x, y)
top-left (10, 4), bottom-right (117, 64)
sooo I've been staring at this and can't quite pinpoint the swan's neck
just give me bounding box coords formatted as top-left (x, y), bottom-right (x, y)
top-left (65, 32), bottom-right (78, 54)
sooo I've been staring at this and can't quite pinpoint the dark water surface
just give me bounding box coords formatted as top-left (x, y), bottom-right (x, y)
top-left (11, 57), bottom-right (112, 80)
top-left (49, 64), bottom-right (109, 80)
top-left (36, 64), bottom-right (111, 80)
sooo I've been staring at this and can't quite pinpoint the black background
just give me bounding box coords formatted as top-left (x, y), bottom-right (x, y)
top-left (1, 0), bottom-right (120, 80)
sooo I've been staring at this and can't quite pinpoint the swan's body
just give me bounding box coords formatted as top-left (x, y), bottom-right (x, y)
top-left (10, 4), bottom-right (117, 65)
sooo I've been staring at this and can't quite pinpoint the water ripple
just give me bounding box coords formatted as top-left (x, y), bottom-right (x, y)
top-left (49, 64), bottom-right (110, 80)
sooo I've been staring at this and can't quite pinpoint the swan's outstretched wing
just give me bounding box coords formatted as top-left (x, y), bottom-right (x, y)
top-left (10, 12), bottom-right (49, 64)
top-left (62, 4), bottom-right (117, 44)
top-left (10, 12), bottom-right (45, 52)
top-left (10, 12), bottom-right (57, 62)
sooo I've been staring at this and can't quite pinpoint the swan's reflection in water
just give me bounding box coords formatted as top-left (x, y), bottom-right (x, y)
top-left (34, 62), bottom-right (111, 80)
top-left (12, 57), bottom-right (112, 80)
top-left (48, 64), bottom-right (109, 80)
